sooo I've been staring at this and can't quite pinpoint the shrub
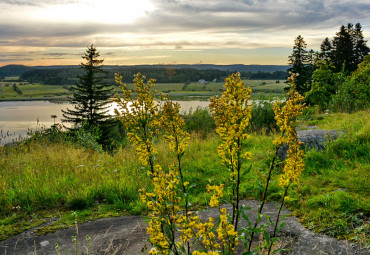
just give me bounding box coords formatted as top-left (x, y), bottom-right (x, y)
top-left (249, 98), bottom-right (277, 133)
top-left (184, 107), bottom-right (215, 136)
top-left (330, 55), bottom-right (370, 112)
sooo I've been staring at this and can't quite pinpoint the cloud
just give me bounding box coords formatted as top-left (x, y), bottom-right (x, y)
top-left (0, 0), bottom-right (79, 6)
top-left (42, 52), bottom-right (81, 56)
top-left (0, 0), bottom-right (369, 66)
top-left (0, 58), bottom-right (34, 62)
top-left (1, 0), bottom-right (369, 39)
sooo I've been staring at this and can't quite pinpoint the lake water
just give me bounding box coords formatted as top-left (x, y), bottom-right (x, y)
top-left (0, 100), bottom-right (210, 145)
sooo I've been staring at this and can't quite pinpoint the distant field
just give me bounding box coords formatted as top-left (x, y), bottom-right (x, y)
top-left (0, 82), bottom-right (70, 100)
top-left (0, 78), bottom-right (286, 101)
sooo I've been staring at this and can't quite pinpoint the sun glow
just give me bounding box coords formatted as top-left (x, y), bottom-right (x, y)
top-left (35, 0), bottom-right (154, 24)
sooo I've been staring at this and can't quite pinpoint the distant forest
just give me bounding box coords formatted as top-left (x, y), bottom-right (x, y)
top-left (0, 64), bottom-right (289, 85)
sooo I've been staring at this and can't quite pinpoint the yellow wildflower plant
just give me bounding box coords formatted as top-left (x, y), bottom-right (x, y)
top-left (217, 208), bottom-right (238, 252)
top-left (266, 72), bottom-right (307, 255)
top-left (193, 217), bottom-right (220, 251)
top-left (209, 72), bottom-right (252, 231)
top-left (207, 184), bottom-right (224, 208)
top-left (160, 98), bottom-right (190, 157)
top-left (139, 164), bottom-right (182, 254)
top-left (114, 73), bottom-right (160, 172)
top-left (273, 72), bottom-right (307, 187)
top-left (160, 96), bottom-right (194, 253)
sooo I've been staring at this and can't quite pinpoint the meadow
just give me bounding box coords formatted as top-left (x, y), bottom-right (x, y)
top-left (0, 79), bottom-right (286, 101)
top-left (0, 108), bottom-right (368, 247)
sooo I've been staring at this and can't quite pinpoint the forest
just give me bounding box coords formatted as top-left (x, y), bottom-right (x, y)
top-left (15, 66), bottom-right (288, 85)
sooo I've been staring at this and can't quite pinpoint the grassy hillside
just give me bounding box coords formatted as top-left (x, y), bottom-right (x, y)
top-left (0, 109), bottom-right (368, 246)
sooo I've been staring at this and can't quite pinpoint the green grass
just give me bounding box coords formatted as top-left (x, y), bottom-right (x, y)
top-left (0, 79), bottom-right (286, 101)
top-left (0, 109), bottom-right (368, 246)
top-left (290, 109), bottom-right (370, 245)
top-left (0, 82), bottom-right (71, 100)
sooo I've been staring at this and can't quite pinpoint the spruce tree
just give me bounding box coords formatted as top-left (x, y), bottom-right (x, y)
top-left (62, 45), bottom-right (113, 130)
top-left (353, 23), bottom-right (370, 67)
top-left (288, 35), bottom-right (311, 94)
top-left (331, 24), bottom-right (355, 73)
top-left (320, 37), bottom-right (332, 62)
top-left (319, 23), bottom-right (368, 74)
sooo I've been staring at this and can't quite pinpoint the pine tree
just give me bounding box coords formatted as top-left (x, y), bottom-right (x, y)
top-left (62, 45), bottom-right (113, 129)
top-left (288, 35), bottom-right (311, 94)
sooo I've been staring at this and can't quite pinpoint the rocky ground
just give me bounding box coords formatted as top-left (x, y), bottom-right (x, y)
top-left (1, 200), bottom-right (368, 255)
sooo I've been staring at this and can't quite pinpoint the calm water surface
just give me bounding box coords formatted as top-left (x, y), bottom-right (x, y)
top-left (0, 100), bottom-right (210, 145)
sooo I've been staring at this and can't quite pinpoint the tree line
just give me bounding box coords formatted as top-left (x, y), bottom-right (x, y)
top-left (19, 66), bottom-right (288, 85)
top-left (288, 23), bottom-right (369, 112)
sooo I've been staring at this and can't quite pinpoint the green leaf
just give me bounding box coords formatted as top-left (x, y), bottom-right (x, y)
top-left (241, 164), bottom-right (252, 179)
top-left (242, 252), bottom-right (254, 255)
top-left (263, 230), bottom-right (271, 246)
top-left (277, 222), bottom-right (286, 231)
top-left (263, 214), bottom-right (273, 224)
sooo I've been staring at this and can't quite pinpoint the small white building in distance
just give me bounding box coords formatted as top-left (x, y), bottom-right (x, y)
top-left (198, 79), bottom-right (206, 84)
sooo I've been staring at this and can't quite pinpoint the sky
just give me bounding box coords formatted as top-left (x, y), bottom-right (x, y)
top-left (0, 0), bottom-right (369, 66)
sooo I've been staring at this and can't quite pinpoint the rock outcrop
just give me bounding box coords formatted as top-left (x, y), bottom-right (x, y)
top-left (278, 129), bottom-right (343, 159)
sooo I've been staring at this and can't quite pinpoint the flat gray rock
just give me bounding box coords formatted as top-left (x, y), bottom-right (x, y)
top-left (0, 200), bottom-right (368, 255)
top-left (278, 129), bottom-right (343, 159)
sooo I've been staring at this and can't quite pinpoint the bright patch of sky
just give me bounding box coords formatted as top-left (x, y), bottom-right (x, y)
top-left (0, 0), bottom-right (369, 66)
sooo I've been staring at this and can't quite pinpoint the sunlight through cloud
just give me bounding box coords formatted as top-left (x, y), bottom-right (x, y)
top-left (34, 0), bottom-right (154, 24)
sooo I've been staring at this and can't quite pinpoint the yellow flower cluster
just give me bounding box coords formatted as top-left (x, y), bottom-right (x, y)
top-left (147, 218), bottom-right (169, 251)
top-left (192, 251), bottom-right (220, 255)
top-left (209, 72), bottom-right (252, 171)
top-left (160, 99), bottom-right (190, 157)
top-left (207, 184), bottom-right (224, 208)
top-left (273, 73), bottom-right (307, 187)
top-left (114, 73), bottom-right (160, 167)
top-left (194, 217), bottom-right (220, 250)
top-left (217, 208), bottom-right (238, 251)
top-left (177, 214), bottom-right (197, 244)
top-left (139, 164), bottom-right (181, 253)
top-left (192, 251), bottom-right (219, 255)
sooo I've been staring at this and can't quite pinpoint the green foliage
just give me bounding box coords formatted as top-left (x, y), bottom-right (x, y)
top-left (67, 198), bottom-right (91, 211)
top-left (74, 122), bottom-right (103, 152)
top-left (330, 55), bottom-right (370, 112)
top-left (184, 107), bottom-right (215, 136)
top-left (305, 62), bottom-right (339, 110)
top-left (249, 98), bottom-right (277, 133)
top-left (291, 109), bottom-right (370, 244)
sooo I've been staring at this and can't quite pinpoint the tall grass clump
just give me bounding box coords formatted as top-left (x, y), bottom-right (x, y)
top-left (0, 135), bottom-right (150, 219)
